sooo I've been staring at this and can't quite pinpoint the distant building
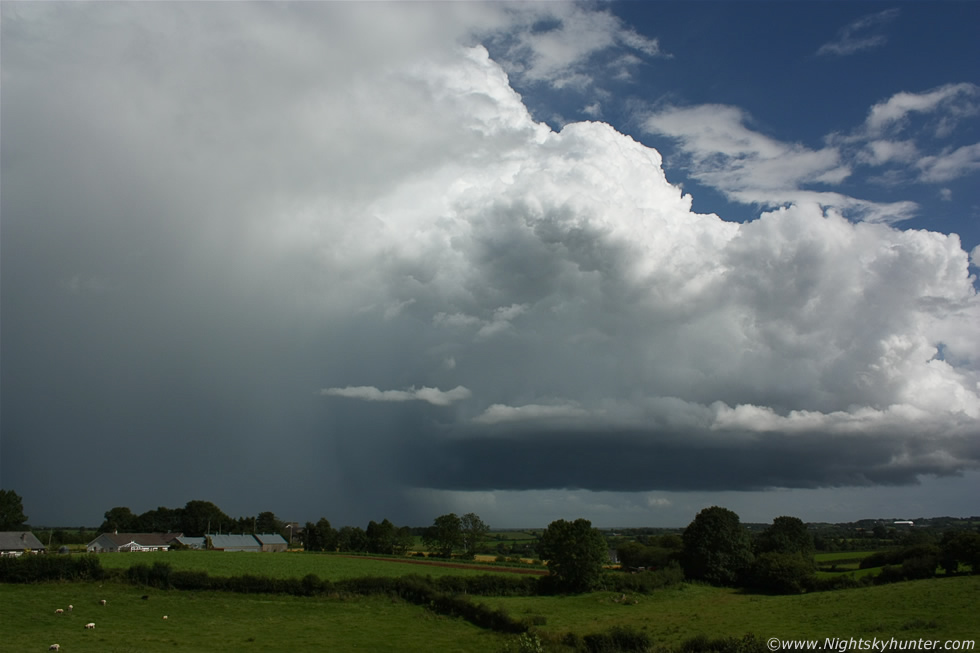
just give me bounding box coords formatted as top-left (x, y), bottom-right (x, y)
top-left (893, 521), bottom-right (914, 527)
top-left (255, 533), bottom-right (288, 552)
top-left (0, 532), bottom-right (46, 557)
top-left (206, 534), bottom-right (262, 552)
top-left (172, 536), bottom-right (206, 550)
top-left (86, 533), bottom-right (180, 553)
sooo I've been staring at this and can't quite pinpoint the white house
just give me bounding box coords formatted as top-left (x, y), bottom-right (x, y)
top-left (86, 533), bottom-right (180, 553)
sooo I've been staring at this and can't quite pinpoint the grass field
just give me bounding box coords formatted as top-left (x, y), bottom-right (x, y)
top-left (484, 575), bottom-right (980, 648)
top-left (0, 581), bottom-right (509, 653)
top-left (94, 550), bottom-right (533, 580)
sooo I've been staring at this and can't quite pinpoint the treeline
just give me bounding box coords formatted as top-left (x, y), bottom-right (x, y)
top-left (98, 501), bottom-right (284, 537)
top-left (672, 507), bottom-right (980, 595)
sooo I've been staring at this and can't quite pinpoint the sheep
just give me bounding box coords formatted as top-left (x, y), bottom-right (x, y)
top-left (163, 615), bottom-right (168, 620)
top-left (48, 645), bottom-right (60, 651)
top-left (68, 605), bottom-right (73, 612)
top-left (85, 622), bottom-right (95, 629)
top-left (54, 608), bottom-right (64, 614)
top-left (98, 599), bottom-right (107, 606)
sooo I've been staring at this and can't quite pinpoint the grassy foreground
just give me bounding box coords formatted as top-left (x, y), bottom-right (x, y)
top-left (0, 581), bottom-right (508, 653)
top-left (486, 575), bottom-right (980, 648)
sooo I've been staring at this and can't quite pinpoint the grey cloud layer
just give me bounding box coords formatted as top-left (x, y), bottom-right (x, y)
top-left (2, 2), bottom-right (978, 525)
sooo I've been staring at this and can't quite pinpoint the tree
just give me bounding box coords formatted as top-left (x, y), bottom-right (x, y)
top-left (748, 552), bottom-right (815, 594)
top-left (460, 513), bottom-right (490, 555)
top-left (255, 511), bottom-right (281, 534)
top-left (682, 506), bottom-right (754, 586)
top-left (0, 489), bottom-right (28, 530)
top-left (423, 513), bottom-right (463, 558)
top-left (538, 518), bottom-right (608, 593)
top-left (99, 506), bottom-right (138, 533)
top-left (940, 531), bottom-right (980, 574)
top-left (755, 516), bottom-right (814, 557)
top-left (181, 500), bottom-right (234, 536)
top-left (337, 526), bottom-right (368, 552)
top-left (366, 519), bottom-right (397, 554)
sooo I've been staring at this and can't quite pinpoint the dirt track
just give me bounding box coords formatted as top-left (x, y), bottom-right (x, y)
top-left (342, 556), bottom-right (549, 576)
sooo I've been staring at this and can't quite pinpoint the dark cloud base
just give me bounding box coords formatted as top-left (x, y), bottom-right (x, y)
top-left (399, 428), bottom-right (980, 493)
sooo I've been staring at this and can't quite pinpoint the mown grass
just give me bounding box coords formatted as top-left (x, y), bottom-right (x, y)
top-left (0, 581), bottom-right (508, 653)
top-left (94, 550), bottom-right (528, 580)
top-left (486, 575), bottom-right (980, 648)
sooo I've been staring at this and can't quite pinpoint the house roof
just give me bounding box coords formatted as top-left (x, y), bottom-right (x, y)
top-left (254, 533), bottom-right (287, 545)
top-left (91, 533), bottom-right (181, 548)
top-left (0, 532), bottom-right (45, 551)
top-left (207, 534), bottom-right (260, 549)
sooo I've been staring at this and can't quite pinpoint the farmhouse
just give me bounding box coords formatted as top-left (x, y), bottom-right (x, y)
top-left (86, 533), bottom-right (180, 553)
top-left (0, 531), bottom-right (46, 557)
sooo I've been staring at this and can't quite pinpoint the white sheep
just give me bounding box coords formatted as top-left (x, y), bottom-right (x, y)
top-left (54, 608), bottom-right (64, 614)
top-left (68, 605), bottom-right (73, 612)
top-left (49, 645), bottom-right (60, 651)
top-left (163, 615), bottom-right (168, 620)
top-left (85, 622), bottom-right (95, 629)
top-left (99, 599), bottom-right (107, 606)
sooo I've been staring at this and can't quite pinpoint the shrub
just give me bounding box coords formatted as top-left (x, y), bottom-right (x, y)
top-left (583, 625), bottom-right (651, 653)
top-left (746, 552), bottom-right (815, 594)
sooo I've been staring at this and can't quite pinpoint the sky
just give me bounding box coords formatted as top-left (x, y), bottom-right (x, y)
top-left (2, 1), bottom-right (979, 530)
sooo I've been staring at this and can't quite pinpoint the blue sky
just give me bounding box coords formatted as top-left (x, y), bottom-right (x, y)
top-left (506, 2), bottom-right (980, 248)
top-left (2, 2), bottom-right (978, 529)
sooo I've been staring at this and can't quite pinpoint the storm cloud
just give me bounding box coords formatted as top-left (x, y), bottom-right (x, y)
top-left (2, 2), bottom-right (978, 528)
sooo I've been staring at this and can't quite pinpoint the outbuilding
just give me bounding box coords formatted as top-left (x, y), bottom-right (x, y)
top-left (255, 533), bottom-right (288, 552)
top-left (0, 532), bottom-right (46, 557)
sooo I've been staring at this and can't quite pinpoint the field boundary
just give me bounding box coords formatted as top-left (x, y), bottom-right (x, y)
top-left (339, 555), bottom-right (549, 575)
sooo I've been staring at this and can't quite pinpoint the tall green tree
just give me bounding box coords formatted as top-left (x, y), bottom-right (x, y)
top-left (0, 489), bottom-right (28, 530)
top-left (538, 518), bottom-right (608, 593)
top-left (337, 525), bottom-right (368, 552)
top-left (255, 511), bottom-right (281, 534)
top-left (461, 512), bottom-right (490, 554)
top-left (181, 500), bottom-right (233, 536)
top-left (682, 506), bottom-right (754, 586)
top-left (755, 516), bottom-right (814, 557)
top-left (366, 519), bottom-right (397, 554)
top-left (99, 506), bottom-right (138, 533)
top-left (423, 513), bottom-right (463, 557)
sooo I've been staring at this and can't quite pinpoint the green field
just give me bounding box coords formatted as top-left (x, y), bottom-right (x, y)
top-left (484, 575), bottom-right (980, 648)
top-left (4, 553), bottom-right (978, 652)
top-left (94, 550), bottom-right (531, 580)
top-left (0, 581), bottom-right (508, 653)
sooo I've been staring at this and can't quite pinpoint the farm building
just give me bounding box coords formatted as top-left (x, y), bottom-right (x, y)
top-left (255, 533), bottom-right (288, 552)
top-left (0, 532), bottom-right (46, 557)
top-left (206, 533), bottom-right (287, 551)
top-left (86, 532), bottom-right (181, 553)
top-left (172, 536), bottom-right (206, 549)
top-left (206, 534), bottom-right (262, 552)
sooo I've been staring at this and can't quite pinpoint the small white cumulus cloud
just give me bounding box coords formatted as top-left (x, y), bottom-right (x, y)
top-left (816, 8), bottom-right (900, 57)
top-left (322, 385), bottom-right (472, 407)
top-left (473, 403), bottom-right (591, 425)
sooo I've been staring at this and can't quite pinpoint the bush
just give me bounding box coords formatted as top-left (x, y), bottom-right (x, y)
top-left (0, 553), bottom-right (104, 583)
top-left (582, 626), bottom-right (651, 653)
top-left (607, 562), bottom-right (685, 594)
top-left (680, 634), bottom-right (768, 653)
top-left (745, 553), bottom-right (815, 594)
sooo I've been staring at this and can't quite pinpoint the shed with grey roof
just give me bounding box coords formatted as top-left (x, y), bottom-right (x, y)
top-left (0, 532), bottom-right (46, 556)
